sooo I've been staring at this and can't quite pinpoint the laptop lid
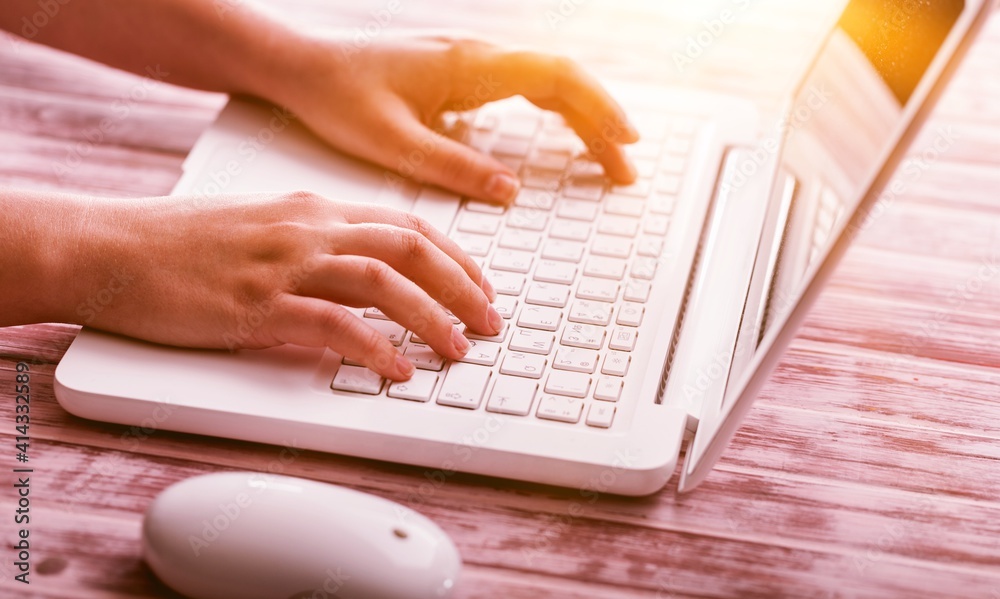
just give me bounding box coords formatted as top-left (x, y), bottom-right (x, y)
top-left (680, 0), bottom-right (995, 492)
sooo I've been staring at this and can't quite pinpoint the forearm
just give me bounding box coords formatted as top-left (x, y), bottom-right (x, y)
top-left (0, 190), bottom-right (91, 326)
top-left (0, 0), bottom-right (304, 100)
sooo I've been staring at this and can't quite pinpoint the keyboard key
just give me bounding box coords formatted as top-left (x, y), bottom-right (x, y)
top-left (464, 321), bottom-right (509, 343)
top-left (628, 139), bottom-right (662, 159)
top-left (487, 377), bottom-right (538, 416)
top-left (590, 235), bottom-right (632, 259)
top-left (507, 207), bottom-right (549, 231)
top-left (404, 345), bottom-right (445, 371)
top-left (525, 283), bottom-right (571, 308)
top-left (563, 181), bottom-right (605, 202)
top-left (617, 302), bottom-right (645, 327)
top-left (567, 160), bottom-right (605, 180)
top-left (631, 257), bottom-right (659, 280)
top-left (451, 232), bottom-right (493, 257)
top-left (528, 150), bottom-right (571, 172)
top-left (556, 199), bottom-right (600, 222)
top-left (493, 296), bottom-right (518, 319)
top-left (499, 229), bottom-right (542, 252)
top-left (664, 136), bottom-right (692, 154)
top-left (517, 305), bottom-right (563, 331)
top-left (332, 366), bottom-right (384, 395)
top-left (364, 307), bottom-right (391, 320)
top-left (549, 219), bottom-right (591, 242)
top-left (586, 402), bottom-right (616, 428)
top-left (637, 236), bottom-right (664, 257)
top-left (488, 271), bottom-right (526, 296)
top-left (492, 136), bottom-right (532, 157)
top-left (644, 215), bottom-right (670, 236)
top-left (537, 394), bottom-right (585, 423)
top-left (660, 155), bottom-right (686, 174)
top-left (561, 323), bottom-right (606, 350)
top-left (649, 193), bottom-right (677, 215)
top-left (514, 188), bottom-right (557, 211)
top-left (594, 376), bottom-right (624, 402)
top-left (457, 339), bottom-right (502, 366)
top-left (608, 327), bottom-right (638, 352)
top-left (509, 328), bottom-right (555, 355)
top-left (569, 300), bottom-right (613, 326)
top-left (544, 372), bottom-right (592, 398)
top-left (633, 158), bottom-right (658, 179)
top-left (495, 155), bottom-right (524, 174)
top-left (604, 195), bottom-right (645, 217)
top-left (657, 174), bottom-right (683, 195)
top-left (367, 320), bottom-right (407, 346)
top-left (499, 114), bottom-right (540, 139)
top-left (575, 277), bottom-right (619, 303)
top-left (624, 279), bottom-right (651, 303)
top-left (521, 168), bottom-right (561, 191)
top-left (611, 179), bottom-right (653, 198)
top-left (596, 215), bottom-right (640, 237)
top-left (534, 260), bottom-right (577, 285)
top-left (500, 352), bottom-right (547, 379)
top-left (457, 212), bottom-right (502, 235)
top-left (553, 347), bottom-right (599, 374)
top-left (436, 363), bottom-right (491, 409)
top-left (602, 351), bottom-right (632, 377)
top-left (465, 201), bottom-right (506, 215)
top-left (584, 257), bottom-right (627, 280)
top-left (387, 370), bottom-right (439, 402)
top-left (491, 249), bottom-right (534, 273)
top-left (541, 239), bottom-right (586, 262)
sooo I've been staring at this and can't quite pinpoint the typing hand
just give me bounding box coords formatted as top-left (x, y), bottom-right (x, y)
top-left (67, 192), bottom-right (499, 380)
top-left (268, 34), bottom-right (640, 204)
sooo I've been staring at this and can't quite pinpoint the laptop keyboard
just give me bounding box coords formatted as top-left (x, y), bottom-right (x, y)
top-left (332, 104), bottom-right (703, 430)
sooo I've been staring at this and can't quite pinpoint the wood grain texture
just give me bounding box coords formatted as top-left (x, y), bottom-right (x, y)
top-left (2, 0), bottom-right (1000, 597)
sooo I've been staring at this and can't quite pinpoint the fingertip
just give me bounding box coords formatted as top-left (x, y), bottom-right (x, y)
top-left (393, 353), bottom-right (415, 380)
top-left (484, 171), bottom-right (520, 204)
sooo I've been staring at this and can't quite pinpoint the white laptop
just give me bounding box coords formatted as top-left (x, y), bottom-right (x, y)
top-left (54, 0), bottom-right (994, 495)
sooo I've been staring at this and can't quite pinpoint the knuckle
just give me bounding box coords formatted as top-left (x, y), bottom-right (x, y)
top-left (362, 259), bottom-right (393, 289)
top-left (315, 304), bottom-right (352, 335)
top-left (397, 228), bottom-right (430, 260)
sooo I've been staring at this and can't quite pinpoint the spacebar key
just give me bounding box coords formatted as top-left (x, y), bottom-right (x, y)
top-left (436, 362), bottom-right (492, 409)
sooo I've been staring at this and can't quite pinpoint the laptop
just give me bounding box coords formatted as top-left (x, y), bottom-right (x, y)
top-left (54, 0), bottom-right (994, 495)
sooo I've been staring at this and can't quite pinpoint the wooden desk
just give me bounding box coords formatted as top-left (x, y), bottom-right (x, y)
top-left (3, 1), bottom-right (1000, 596)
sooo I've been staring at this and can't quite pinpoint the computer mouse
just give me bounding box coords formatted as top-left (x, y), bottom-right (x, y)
top-left (142, 472), bottom-right (461, 599)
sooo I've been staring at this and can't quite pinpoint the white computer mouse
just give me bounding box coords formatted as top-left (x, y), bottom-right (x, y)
top-left (142, 472), bottom-right (461, 599)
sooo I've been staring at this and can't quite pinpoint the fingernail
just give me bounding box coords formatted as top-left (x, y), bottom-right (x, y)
top-left (625, 120), bottom-right (640, 142)
top-left (481, 276), bottom-right (497, 302)
top-left (485, 172), bottom-right (519, 204)
top-left (487, 304), bottom-right (503, 334)
top-left (395, 353), bottom-right (415, 378)
top-left (451, 326), bottom-right (470, 355)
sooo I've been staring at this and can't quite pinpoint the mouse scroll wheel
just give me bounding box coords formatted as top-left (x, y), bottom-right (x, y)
top-left (392, 527), bottom-right (409, 539)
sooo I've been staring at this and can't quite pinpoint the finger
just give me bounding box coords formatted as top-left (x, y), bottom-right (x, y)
top-left (337, 201), bottom-right (497, 301)
top-left (296, 255), bottom-right (477, 363)
top-left (326, 223), bottom-right (502, 336)
top-left (544, 100), bottom-right (637, 184)
top-left (268, 295), bottom-right (412, 380)
top-left (384, 109), bottom-right (521, 205)
top-left (447, 45), bottom-right (639, 145)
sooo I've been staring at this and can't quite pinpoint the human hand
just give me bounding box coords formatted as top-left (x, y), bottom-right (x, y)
top-left (263, 33), bottom-right (639, 204)
top-left (63, 192), bottom-right (500, 380)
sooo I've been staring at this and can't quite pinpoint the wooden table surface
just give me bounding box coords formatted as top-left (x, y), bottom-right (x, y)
top-left (3, 1), bottom-right (1000, 597)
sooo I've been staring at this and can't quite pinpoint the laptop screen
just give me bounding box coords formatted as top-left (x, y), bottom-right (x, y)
top-left (758, 0), bottom-right (965, 345)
